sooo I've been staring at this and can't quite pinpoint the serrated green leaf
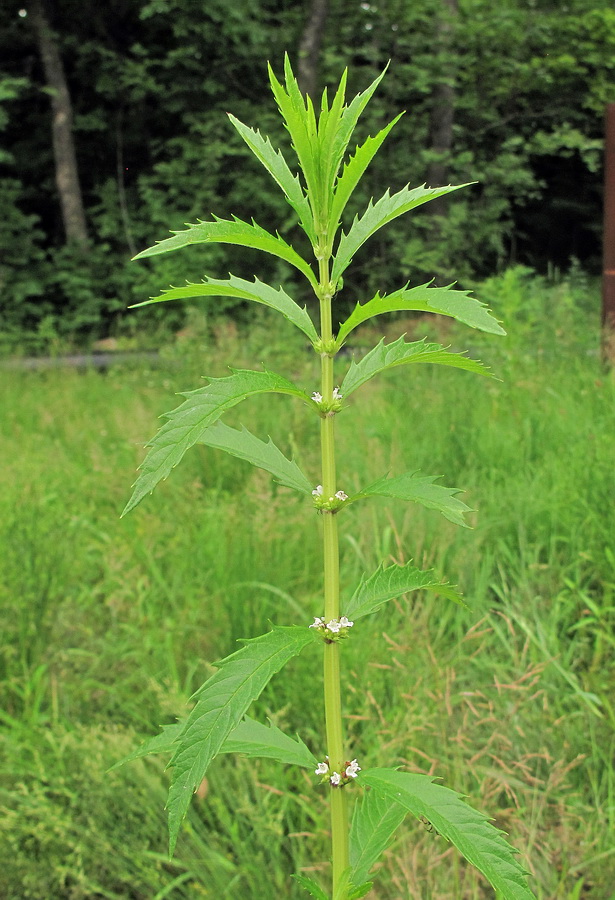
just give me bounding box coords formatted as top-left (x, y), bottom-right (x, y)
top-left (133, 216), bottom-right (317, 289)
top-left (110, 715), bottom-right (316, 772)
top-left (221, 716), bottom-right (317, 769)
top-left (196, 421), bottom-right (312, 495)
top-left (291, 873), bottom-right (329, 900)
top-left (327, 66), bottom-right (389, 198)
top-left (346, 561), bottom-right (465, 622)
top-left (329, 113), bottom-right (403, 234)
top-left (361, 769), bottom-right (536, 900)
top-left (336, 282), bottom-right (506, 346)
top-left (167, 626), bottom-right (314, 854)
top-left (348, 882), bottom-right (374, 900)
top-left (341, 336), bottom-right (493, 397)
top-left (228, 113), bottom-right (315, 242)
top-left (353, 472), bottom-right (471, 527)
top-left (350, 787), bottom-right (408, 885)
top-left (331, 183), bottom-right (469, 283)
top-left (122, 369), bottom-right (311, 516)
top-left (268, 56), bottom-right (320, 214)
top-left (109, 723), bottom-right (184, 771)
top-left (132, 274), bottom-right (318, 343)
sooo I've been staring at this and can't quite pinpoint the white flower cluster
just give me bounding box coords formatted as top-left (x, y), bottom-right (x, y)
top-left (311, 485), bottom-right (348, 502)
top-left (309, 615), bottom-right (354, 634)
top-left (314, 757), bottom-right (361, 787)
top-left (311, 387), bottom-right (343, 403)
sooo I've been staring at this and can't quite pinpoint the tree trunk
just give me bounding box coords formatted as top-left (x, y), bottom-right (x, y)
top-left (426, 0), bottom-right (458, 217)
top-left (27, 0), bottom-right (88, 246)
top-left (297, 0), bottom-right (330, 98)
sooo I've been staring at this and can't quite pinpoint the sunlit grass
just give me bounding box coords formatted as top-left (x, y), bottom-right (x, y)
top-left (1, 288), bottom-right (614, 898)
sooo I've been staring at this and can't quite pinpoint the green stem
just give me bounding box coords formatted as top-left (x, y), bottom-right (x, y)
top-left (318, 256), bottom-right (349, 897)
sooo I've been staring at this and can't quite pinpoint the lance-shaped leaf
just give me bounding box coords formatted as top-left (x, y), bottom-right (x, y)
top-left (109, 722), bottom-right (184, 771)
top-left (228, 113), bottom-right (315, 242)
top-left (347, 883), bottom-right (373, 900)
top-left (361, 769), bottom-right (537, 900)
top-left (292, 874), bottom-right (329, 900)
top-left (326, 66), bottom-right (390, 201)
top-left (167, 626), bottom-right (315, 854)
top-left (329, 113), bottom-right (403, 233)
top-left (196, 421), bottom-right (312, 495)
top-left (111, 715), bottom-right (316, 771)
top-left (221, 716), bottom-right (317, 769)
top-left (336, 282), bottom-right (506, 347)
top-left (341, 337), bottom-right (493, 397)
top-left (268, 56), bottom-right (320, 214)
top-left (122, 369), bottom-right (311, 516)
top-left (132, 274), bottom-right (318, 344)
top-left (350, 787), bottom-right (408, 885)
top-left (133, 216), bottom-right (318, 290)
top-left (331, 183), bottom-right (469, 283)
top-left (353, 472), bottom-right (471, 527)
top-left (346, 561), bottom-right (465, 622)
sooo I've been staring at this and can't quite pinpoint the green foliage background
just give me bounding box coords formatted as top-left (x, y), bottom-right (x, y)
top-left (0, 0), bottom-right (613, 347)
top-left (1, 283), bottom-right (614, 898)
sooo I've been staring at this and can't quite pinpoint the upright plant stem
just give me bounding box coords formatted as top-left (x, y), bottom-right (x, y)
top-left (318, 255), bottom-right (349, 896)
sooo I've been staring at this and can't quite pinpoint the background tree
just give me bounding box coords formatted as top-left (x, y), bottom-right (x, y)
top-left (0, 0), bottom-right (613, 347)
top-left (26, 0), bottom-right (88, 246)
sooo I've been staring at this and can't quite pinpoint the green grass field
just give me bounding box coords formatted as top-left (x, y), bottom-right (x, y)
top-left (1, 271), bottom-right (614, 899)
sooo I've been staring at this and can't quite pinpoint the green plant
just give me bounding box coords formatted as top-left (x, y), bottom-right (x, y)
top-left (119, 58), bottom-right (535, 900)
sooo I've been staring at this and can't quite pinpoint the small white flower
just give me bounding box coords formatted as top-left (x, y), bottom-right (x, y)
top-left (327, 619), bottom-right (341, 633)
top-left (330, 772), bottom-right (341, 786)
top-left (312, 485), bottom-right (323, 496)
top-left (311, 391), bottom-right (323, 402)
top-left (310, 616), bottom-right (325, 628)
top-left (315, 761), bottom-right (329, 775)
top-left (332, 387), bottom-right (342, 400)
top-left (339, 616), bottom-right (354, 629)
top-left (345, 759), bottom-right (361, 778)
top-left (335, 490), bottom-right (348, 501)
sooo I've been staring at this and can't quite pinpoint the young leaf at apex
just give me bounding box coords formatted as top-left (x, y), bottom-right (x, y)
top-left (228, 113), bottom-right (316, 242)
top-left (361, 769), bottom-right (537, 900)
top-left (328, 112), bottom-right (403, 239)
top-left (166, 625), bottom-right (315, 855)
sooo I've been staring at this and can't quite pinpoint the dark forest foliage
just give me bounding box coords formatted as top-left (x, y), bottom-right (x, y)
top-left (0, 0), bottom-right (613, 346)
